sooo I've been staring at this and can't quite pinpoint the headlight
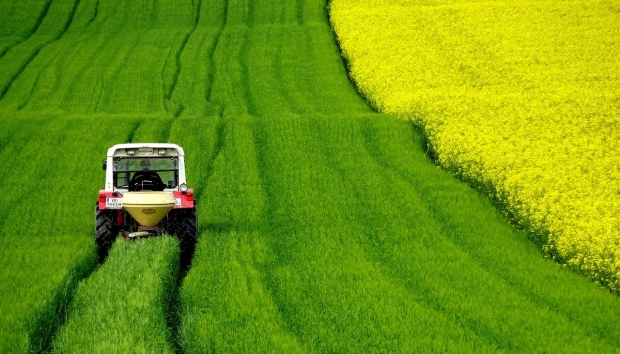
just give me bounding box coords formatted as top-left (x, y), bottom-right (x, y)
top-left (158, 149), bottom-right (166, 155)
top-left (180, 183), bottom-right (188, 192)
top-left (126, 149), bottom-right (136, 155)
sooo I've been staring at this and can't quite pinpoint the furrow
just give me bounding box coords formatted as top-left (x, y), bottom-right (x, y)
top-left (166, 0), bottom-right (202, 102)
top-left (273, 33), bottom-right (298, 114)
top-left (296, 0), bottom-right (304, 25)
top-left (197, 115), bottom-right (226, 203)
top-left (0, 0), bottom-right (81, 101)
top-left (239, 34), bottom-right (256, 116)
top-left (0, 0), bottom-right (54, 60)
top-left (27, 251), bottom-right (98, 354)
top-left (16, 48), bottom-right (63, 111)
top-left (126, 120), bottom-right (142, 143)
top-left (84, 0), bottom-right (99, 27)
top-left (51, 238), bottom-right (180, 353)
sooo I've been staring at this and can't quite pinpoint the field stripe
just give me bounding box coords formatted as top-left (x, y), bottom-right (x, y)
top-left (0, 0), bottom-right (80, 101)
top-left (362, 119), bottom-right (620, 346)
top-left (180, 114), bottom-right (303, 352)
top-left (51, 237), bottom-right (179, 353)
top-left (0, 114), bottom-right (146, 352)
top-left (0, 0), bottom-right (53, 60)
top-left (164, 0), bottom-right (202, 106)
top-left (251, 114), bottom-right (498, 352)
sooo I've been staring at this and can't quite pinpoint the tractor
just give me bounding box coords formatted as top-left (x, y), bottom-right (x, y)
top-left (96, 143), bottom-right (197, 262)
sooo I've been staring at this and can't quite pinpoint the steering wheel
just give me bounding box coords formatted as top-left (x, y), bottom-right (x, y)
top-left (129, 172), bottom-right (165, 191)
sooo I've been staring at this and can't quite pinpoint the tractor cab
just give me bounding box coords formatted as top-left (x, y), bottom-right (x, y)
top-left (102, 144), bottom-right (186, 192)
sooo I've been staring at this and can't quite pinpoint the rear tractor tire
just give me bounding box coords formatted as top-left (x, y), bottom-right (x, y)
top-left (171, 207), bottom-right (198, 267)
top-left (95, 204), bottom-right (119, 262)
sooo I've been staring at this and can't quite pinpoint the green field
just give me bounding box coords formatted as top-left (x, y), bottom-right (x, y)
top-left (53, 236), bottom-right (179, 353)
top-left (1, 0), bottom-right (619, 352)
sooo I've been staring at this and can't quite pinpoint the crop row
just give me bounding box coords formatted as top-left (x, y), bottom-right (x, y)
top-left (52, 236), bottom-right (179, 353)
top-left (181, 113), bottom-right (620, 352)
top-left (0, 114), bottom-right (141, 352)
top-left (330, 0), bottom-right (620, 291)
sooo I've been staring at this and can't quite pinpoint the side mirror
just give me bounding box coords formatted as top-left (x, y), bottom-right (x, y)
top-left (102, 159), bottom-right (107, 171)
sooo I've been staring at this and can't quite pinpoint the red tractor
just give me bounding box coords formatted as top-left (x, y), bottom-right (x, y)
top-left (96, 143), bottom-right (197, 262)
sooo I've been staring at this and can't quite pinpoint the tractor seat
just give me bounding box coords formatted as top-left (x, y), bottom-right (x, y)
top-left (129, 171), bottom-right (166, 191)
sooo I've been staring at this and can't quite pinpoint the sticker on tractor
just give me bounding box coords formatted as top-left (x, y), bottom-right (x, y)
top-left (175, 198), bottom-right (182, 206)
top-left (138, 148), bottom-right (154, 155)
top-left (106, 198), bottom-right (123, 208)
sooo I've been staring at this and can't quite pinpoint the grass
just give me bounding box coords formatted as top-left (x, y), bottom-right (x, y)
top-left (51, 236), bottom-right (179, 353)
top-left (0, 115), bottom-right (133, 352)
top-left (0, 0), bottom-right (619, 353)
top-left (0, 236), bottom-right (96, 353)
top-left (180, 112), bottom-right (620, 352)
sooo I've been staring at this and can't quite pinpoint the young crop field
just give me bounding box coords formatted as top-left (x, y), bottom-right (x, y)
top-left (1, 0), bottom-right (620, 353)
top-left (52, 236), bottom-right (179, 353)
top-left (330, 0), bottom-right (620, 291)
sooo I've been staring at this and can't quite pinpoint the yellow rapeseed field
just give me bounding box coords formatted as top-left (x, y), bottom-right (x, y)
top-left (330, 0), bottom-right (620, 291)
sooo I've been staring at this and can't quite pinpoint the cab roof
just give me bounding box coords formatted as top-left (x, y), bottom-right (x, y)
top-left (107, 143), bottom-right (184, 158)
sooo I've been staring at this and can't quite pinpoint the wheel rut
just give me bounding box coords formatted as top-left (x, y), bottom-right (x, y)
top-left (0, 0), bottom-right (54, 60)
top-left (0, 0), bottom-right (81, 101)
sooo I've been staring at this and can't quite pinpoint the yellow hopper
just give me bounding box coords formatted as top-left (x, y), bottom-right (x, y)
top-left (122, 192), bottom-right (176, 227)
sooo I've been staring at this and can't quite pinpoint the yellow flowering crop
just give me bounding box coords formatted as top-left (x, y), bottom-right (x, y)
top-left (330, 0), bottom-right (620, 291)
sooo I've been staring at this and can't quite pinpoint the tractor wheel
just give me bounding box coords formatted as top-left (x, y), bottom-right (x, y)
top-left (171, 207), bottom-right (197, 267)
top-left (95, 204), bottom-right (118, 262)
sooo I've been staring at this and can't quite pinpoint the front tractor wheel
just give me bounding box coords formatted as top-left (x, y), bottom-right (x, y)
top-left (95, 204), bottom-right (118, 262)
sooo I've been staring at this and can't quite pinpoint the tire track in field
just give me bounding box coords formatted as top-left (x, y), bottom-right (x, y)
top-left (16, 49), bottom-right (62, 111)
top-left (296, 0), bottom-right (304, 25)
top-left (164, 0), bottom-right (203, 116)
top-left (204, 0), bottom-right (228, 115)
top-left (84, 0), bottom-right (100, 27)
top-left (0, 0), bottom-right (81, 102)
top-left (95, 31), bottom-right (143, 112)
top-left (165, 2), bottom-right (229, 350)
top-left (247, 0), bottom-right (256, 25)
top-left (348, 121), bottom-right (509, 348)
top-left (28, 252), bottom-right (98, 353)
top-left (241, 0), bottom-right (256, 116)
top-left (362, 121), bottom-right (620, 348)
top-left (167, 268), bottom-right (189, 354)
top-left (125, 120), bottom-right (142, 143)
top-left (195, 0), bottom-right (229, 202)
top-left (231, 117), bottom-right (306, 349)
top-left (162, 0), bottom-right (204, 141)
top-left (239, 34), bottom-right (257, 116)
top-left (196, 117), bottom-right (226, 203)
top-left (0, 0), bottom-right (54, 60)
